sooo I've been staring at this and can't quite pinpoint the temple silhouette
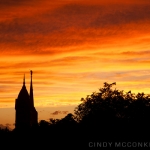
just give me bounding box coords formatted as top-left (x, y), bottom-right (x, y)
top-left (15, 70), bottom-right (38, 130)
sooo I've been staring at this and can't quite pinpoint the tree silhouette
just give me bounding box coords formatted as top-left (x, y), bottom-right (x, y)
top-left (74, 82), bottom-right (150, 141)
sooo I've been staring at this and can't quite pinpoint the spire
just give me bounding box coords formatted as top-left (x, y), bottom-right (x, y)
top-left (23, 74), bottom-right (25, 86)
top-left (30, 70), bottom-right (34, 107)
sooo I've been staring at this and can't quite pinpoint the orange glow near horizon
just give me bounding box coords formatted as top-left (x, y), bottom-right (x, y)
top-left (0, 0), bottom-right (150, 129)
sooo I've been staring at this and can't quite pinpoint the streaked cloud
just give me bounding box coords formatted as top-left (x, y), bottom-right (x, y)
top-left (0, 0), bottom-right (150, 55)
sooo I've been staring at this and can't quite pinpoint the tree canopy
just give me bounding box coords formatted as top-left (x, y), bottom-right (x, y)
top-left (73, 82), bottom-right (150, 140)
top-left (74, 82), bottom-right (150, 122)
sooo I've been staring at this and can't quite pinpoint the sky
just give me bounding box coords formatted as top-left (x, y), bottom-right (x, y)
top-left (0, 0), bottom-right (150, 129)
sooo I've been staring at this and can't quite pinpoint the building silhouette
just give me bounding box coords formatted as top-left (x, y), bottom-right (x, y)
top-left (15, 70), bottom-right (38, 130)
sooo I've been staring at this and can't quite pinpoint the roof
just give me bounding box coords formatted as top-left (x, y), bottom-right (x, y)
top-left (16, 84), bottom-right (30, 109)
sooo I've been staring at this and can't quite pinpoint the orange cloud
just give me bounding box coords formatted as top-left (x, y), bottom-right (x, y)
top-left (0, 0), bottom-right (150, 127)
top-left (0, 0), bottom-right (150, 56)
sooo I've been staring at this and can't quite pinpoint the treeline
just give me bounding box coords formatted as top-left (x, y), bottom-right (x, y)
top-left (1, 82), bottom-right (150, 148)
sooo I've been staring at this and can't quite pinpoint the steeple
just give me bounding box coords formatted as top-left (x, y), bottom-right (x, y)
top-left (30, 70), bottom-right (34, 107)
top-left (23, 74), bottom-right (25, 86)
top-left (15, 71), bottom-right (38, 130)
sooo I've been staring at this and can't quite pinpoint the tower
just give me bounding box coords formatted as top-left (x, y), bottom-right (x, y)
top-left (29, 70), bottom-right (38, 126)
top-left (30, 70), bottom-right (34, 107)
top-left (15, 71), bottom-right (38, 130)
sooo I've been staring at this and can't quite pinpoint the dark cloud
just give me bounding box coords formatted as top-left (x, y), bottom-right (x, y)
top-left (0, 1), bottom-right (150, 54)
top-left (94, 50), bottom-right (150, 57)
top-left (51, 110), bottom-right (68, 115)
top-left (2, 3), bottom-right (150, 34)
top-left (51, 3), bottom-right (150, 29)
top-left (121, 50), bottom-right (150, 56)
top-left (51, 111), bottom-right (61, 115)
top-left (90, 5), bottom-right (150, 28)
top-left (0, 0), bottom-right (38, 7)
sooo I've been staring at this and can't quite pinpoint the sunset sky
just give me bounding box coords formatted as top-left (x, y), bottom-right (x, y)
top-left (0, 0), bottom-right (150, 129)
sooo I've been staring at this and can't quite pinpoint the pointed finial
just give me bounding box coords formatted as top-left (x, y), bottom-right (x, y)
top-left (30, 70), bottom-right (33, 76)
top-left (23, 74), bottom-right (25, 85)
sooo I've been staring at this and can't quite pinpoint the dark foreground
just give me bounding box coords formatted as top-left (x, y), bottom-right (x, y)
top-left (1, 82), bottom-right (150, 149)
